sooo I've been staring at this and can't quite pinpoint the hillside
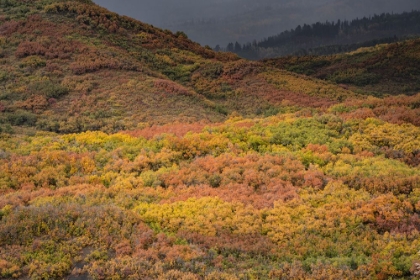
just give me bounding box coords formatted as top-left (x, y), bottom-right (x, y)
top-left (1, 97), bottom-right (420, 279)
top-left (0, 0), bottom-right (360, 134)
top-left (227, 10), bottom-right (420, 59)
top-left (265, 38), bottom-right (420, 96)
top-left (0, 0), bottom-right (420, 279)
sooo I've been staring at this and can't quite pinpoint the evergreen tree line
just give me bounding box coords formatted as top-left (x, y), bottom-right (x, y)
top-left (219, 10), bottom-right (420, 59)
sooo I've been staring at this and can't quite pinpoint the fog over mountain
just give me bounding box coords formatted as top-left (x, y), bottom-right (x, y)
top-left (93, 0), bottom-right (420, 46)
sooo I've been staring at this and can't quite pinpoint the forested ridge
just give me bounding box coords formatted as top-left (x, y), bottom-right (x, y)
top-left (0, 0), bottom-right (419, 279)
top-left (225, 10), bottom-right (420, 59)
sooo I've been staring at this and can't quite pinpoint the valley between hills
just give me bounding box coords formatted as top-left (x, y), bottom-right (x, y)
top-left (0, 0), bottom-right (419, 279)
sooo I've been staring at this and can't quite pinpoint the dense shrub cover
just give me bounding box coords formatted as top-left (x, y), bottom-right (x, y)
top-left (0, 114), bottom-right (419, 279)
top-left (0, 0), bottom-right (419, 279)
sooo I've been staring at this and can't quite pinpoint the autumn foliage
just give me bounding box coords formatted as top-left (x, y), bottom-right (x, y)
top-left (1, 112), bottom-right (419, 279)
top-left (0, 0), bottom-right (419, 279)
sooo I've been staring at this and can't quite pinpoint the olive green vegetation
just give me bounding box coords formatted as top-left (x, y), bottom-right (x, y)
top-left (265, 39), bottom-right (420, 96)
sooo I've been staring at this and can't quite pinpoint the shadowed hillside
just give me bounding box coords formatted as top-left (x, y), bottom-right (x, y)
top-left (265, 38), bottom-right (420, 96)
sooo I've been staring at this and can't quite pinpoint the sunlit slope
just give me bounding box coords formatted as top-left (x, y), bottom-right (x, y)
top-left (0, 111), bottom-right (419, 278)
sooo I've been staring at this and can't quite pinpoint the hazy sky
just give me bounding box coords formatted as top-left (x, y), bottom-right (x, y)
top-left (93, 0), bottom-right (420, 46)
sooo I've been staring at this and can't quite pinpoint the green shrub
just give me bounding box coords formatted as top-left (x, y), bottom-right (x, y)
top-left (6, 110), bottom-right (37, 126)
top-left (29, 80), bottom-right (69, 99)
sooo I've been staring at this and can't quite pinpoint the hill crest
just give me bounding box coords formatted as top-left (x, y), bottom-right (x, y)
top-left (0, 0), bottom-right (359, 133)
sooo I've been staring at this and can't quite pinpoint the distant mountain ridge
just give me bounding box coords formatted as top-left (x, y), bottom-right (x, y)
top-left (94, 0), bottom-right (420, 46)
top-left (226, 10), bottom-right (420, 59)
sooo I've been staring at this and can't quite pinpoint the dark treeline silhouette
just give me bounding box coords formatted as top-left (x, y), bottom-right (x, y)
top-left (222, 10), bottom-right (420, 59)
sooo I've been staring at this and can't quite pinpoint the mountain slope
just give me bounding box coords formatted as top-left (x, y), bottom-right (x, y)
top-left (265, 38), bottom-right (420, 96)
top-left (0, 0), bottom-right (358, 133)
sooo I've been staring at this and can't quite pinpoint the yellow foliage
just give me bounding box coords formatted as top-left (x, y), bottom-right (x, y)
top-left (135, 197), bottom-right (261, 236)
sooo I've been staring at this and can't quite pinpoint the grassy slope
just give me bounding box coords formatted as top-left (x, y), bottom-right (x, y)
top-left (0, 0), bottom-right (359, 134)
top-left (265, 38), bottom-right (420, 96)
